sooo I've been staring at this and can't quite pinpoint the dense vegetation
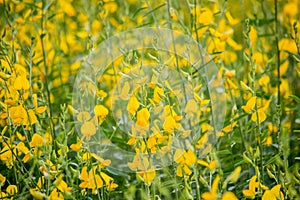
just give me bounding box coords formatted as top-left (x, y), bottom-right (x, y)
top-left (0, 0), bottom-right (299, 199)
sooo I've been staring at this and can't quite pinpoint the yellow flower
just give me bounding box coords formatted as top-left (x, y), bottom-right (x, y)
top-left (197, 160), bottom-right (217, 171)
top-left (54, 175), bottom-right (72, 192)
top-left (100, 172), bottom-right (118, 189)
top-left (138, 166), bottom-right (156, 185)
top-left (9, 105), bottom-right (27, 125)
top-left (174, 149), bottom-right (196, 177)
top-left (77, 111), bottom-right (91, 122)
top-left (6, 185), bottom-right (18, 195)
top-left (147, 135), bottom-right (157, 153)
top-left (225, 70), bottom-right (236, 79)
top-left (70, 140), bottom-right (82, 152)
top-left (26, 109), bottom-right (38, 125)
top-left (33, 94), bottom-right (47, 114)
top-left (227, 38), bottom-right (243, 50)
top-left (278, 38), bottom-right (298, 57)
top-left (94, 105), bottom-right (108, 119)
top-left (96, 90), bottom-right (107, 98)
top-left (68, 105), bottom-right (78, 115)
top-left (61, 0), bottom-right (76, 16)
top-left (91, 153), bottom-right (111, 168)
top-left (30, 189), bottom-right (46, 200)
top-left (242, 96), bottom-right (256, 113)
top-left (36, 106), bottom-right (47, 114)
top-left (0, 145), bottom-right (13, 162)
top-left (274, 61), bottom-right (288, 76)
top-left (49, 189), bottom-right (64, 200)
top-left (202, 175), bottom-right (220, 200)
top-left (163, 116), bottom-right (178, 133)
top-left (283, 2), bottom-right (298, 18)
top-left (16, 142), bottom-right (29, 154)
top-left (30, 133), bottom-right (44, 147)
top-left (0, 173), bottom-right (6, 186)
top-left (80, 166), bottom-right (103, 193)
top-left (197, 7), bottom-right (214, 25)
top-left (89, 174), bottom-right (103, 192)
top-left (251, 108), bottom-right (267, 123)
top-left (184, 99), bottom-right (198, 114)
top-left (222, 114), bottom-right (238, 133)
top-left (243, 175), bottom-right (257, 199)
top-left (249, 27), bottom-right (257, 48)
top-left (81, 121), bottom-right (96, 139)
top-left (107, 182), bottom-right (118, 190)
top-left (258, 75), bottom-right (270, 86)
top-left (225, 79), bottom-right (238, 90)
top-left (153, 86), bottom-right (164, 103)
top-left (262, 190), bottom-right (276, 200)
top-left (16, 132), bottom-right (26, 141)
top-left (136, 108), bottom-right (150, 128)
top-left (14, 75), bottom-right (30, 90)
top-left (221, 191), bottom-right (238, 200)
top-left (262, 185), bottom-right (284, 200)
top-left (127, 96), bottom-right (139, 115)
top-left (128, 154), bottom-right (150, 171)
top-left (252, 52), bottom-right (268, 71)
top-left (225, 11), bottom-right (239, 25)
top-left (196, 133), bottom-right (208, 149)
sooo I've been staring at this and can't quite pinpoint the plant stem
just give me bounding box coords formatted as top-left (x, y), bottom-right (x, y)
top-left (40, 0), bottom-right (56, 150)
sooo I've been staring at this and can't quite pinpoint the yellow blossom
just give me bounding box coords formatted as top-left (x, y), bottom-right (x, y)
top-left (127, 96), bottom-right (139, 115)
top-left (54, 175), bottom-right (72, 192)
top-left (79, 166), bottom-right (104, 192)
top-left (94, 105), bottom-right (109, 119)
top-left (184, 99), bottom-right (198, 114)
top-left (49, 189), bottom-right (64, 200)
top-left (262, 185), bottom-right (284, 200)
top-left (197, 160), bottom-right (217, 171)
top-left (174, 149), bottom-right (196, 177)
top-left (81, 121), bottom-right (96, 139)
top-left (139, 166), bottom-right (156, 185)
top-left (251, 108), bottom-right (267, 123)
top-left (30, 189), bottom-right (46, 200)
top-left (242, 96), bottom-right (257, 113)
top-left (136, 108), bottom-right (150, 128)
top-left (9, 105), bottom-right (28, 125)
top-left (14, 75), bottom-right (30, 90)
top-left (70, 140), bottom-right (82, 152)
top-left (202, 175), bottom-right (220, 200)
top-left (77, 111), bottom-right (91, 122)
top-left (16, 142), bottom-right (29, 154)
top-left (0, 173), bottom-right (6, 186)
top-left (6, 185), bottom-right (18, 195)
top-left (30, 133), bottom-right (44, 147)
top-left (258, 75), bottom-right (270, 86)
top-left (243, 175), bottom-right (257, 199)
top-left (221, 191), bottom-right (238, 200)
top-left (153, 86), bottom-right (164, 103)
top-left (163, 116), bottom-right (178, 133)
top-left (283, 2), bottom-right (298, 18)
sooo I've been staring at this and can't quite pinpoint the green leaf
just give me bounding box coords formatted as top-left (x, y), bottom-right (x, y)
top-left (132, 6), bottom-right (148, 18)
top-left (217, 149), bottom-right (232, 155)
top-left (143, 3), bottom-right (166, 17)
top-left (289, 95), bottom-right (300, 104)
top-left (285, 51), bottom-right (300, 62)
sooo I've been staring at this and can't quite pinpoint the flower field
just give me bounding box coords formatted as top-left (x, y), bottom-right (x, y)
top-left (0, 0), bottom-right (300, 199)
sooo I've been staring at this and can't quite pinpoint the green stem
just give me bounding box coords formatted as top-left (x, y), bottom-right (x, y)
top-left (40, 0), bottom-right (56, 150)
